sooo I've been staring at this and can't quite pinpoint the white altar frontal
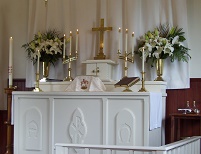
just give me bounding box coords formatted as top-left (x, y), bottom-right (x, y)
top-left (12, 81), bottom-right (167, 154)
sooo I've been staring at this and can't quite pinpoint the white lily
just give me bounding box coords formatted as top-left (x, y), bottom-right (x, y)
top-left (164, 43), bottom-right (174, 56)
top-left (153, 46), bottom-right (163, 58)
top-left (172, 35), bottom-right (179, 44)
top-left (145, 43), bottom-right (152, 52)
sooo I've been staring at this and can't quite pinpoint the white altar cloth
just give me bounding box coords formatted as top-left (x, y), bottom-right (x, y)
top-left (38, 81), bottom-right (167, 94)
top-left (65, 76), bottom-right (106, 92)
top-left (149, 92), bottom-right (162, 130)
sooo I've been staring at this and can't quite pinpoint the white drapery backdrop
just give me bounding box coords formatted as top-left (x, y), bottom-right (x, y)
top-left (26, 0), bottom-right (190, 89)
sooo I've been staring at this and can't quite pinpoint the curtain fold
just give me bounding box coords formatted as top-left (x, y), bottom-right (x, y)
top-left (25, 0), bottom-right (190, 89)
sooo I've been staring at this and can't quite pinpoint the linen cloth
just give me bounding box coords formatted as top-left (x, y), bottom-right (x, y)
top-left (149, 92), bottom-right (162, 131)
top-left (65, 76), bottom-right (106, 92)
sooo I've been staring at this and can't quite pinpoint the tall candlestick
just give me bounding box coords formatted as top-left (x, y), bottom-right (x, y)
top-left (142, 47), bottom-right (145, 72)
top-left (125, 29), bottom-right (128, 54)
top-left (63, 34), bottom-right (66, 59)
top-left (132, 32), bottom-right (134, 56)
top-left (76, 29), bottom-right (79, 54)
top-left (69, 31), bottom-right (72, 55)
top-left (118, 28), bottom-right (121, 52)
top-left (8, 37), bottom-right (13, 87)
top-left (37, 50), bottom-right (40, 74)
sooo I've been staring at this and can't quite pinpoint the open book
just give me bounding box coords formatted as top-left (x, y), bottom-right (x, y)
top-left (115, 77), bottom-right (140, 88)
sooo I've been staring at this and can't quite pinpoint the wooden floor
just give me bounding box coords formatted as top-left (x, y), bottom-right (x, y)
top-left (0, 78), bottom-right (201, 154)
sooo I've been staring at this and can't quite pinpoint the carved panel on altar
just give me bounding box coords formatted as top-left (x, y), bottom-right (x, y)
top-left (25, 107), bottom-right (42, 150)
top-left (14, 98), bottom-right (50, 154)
top-left (116, 108), bottom-right (135, 145)
top-left (69, 108), bottom-right (87, 144)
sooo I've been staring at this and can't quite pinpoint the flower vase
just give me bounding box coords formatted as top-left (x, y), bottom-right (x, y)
top-left (154, 59), bottom-right (164, 81)
top-left (41, 62), bottom-right (50, 82)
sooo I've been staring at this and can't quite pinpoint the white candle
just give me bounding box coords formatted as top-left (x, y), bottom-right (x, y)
top-left (37, 50), bottom-right (40, 74)
top-left (69, 31), bottom-right (72, 55)
top-left (118, 27), bottom-right (121, 52)
top-left (132, 32), bottom-right (134, 56)
top-left (76, 29), bottom-right (79, 54)
top-left (125, 29), bottom-right (128, 53)
top-left (8, 37), bottom-right (13, 87)
top-left (63, 34), bottom-right (66, 59)
top-left (142, 47), bottom-right (145, 72)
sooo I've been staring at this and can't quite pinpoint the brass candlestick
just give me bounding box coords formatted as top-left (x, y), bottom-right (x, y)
top-left (117, 50), bottom-right (134, 77)
top-left (33, 73), bottom-right (42, 92)
top-left (63, 52), bottom-right (78, 81)
top-left (138, 71), bottom-right (148, 92)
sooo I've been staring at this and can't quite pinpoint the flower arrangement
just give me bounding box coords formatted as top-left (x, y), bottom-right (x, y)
top-left (136, 24), bottom-right (191, 67)
top-left (22, 29), bottom-right (64, 65)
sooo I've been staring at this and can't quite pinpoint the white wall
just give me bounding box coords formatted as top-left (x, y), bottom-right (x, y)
top-left (0, 0), bottom-right (28, 109)
top-left (187, 0), bottom-right (201, 77)
top-left (0, 0), bottom-right (201, 109)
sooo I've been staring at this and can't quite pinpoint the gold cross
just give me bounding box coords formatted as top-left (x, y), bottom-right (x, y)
top-left (92, 18), bottom-right (112, 59)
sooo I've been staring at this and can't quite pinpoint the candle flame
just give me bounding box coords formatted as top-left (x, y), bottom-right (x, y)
top-left (118, 28), bottom-right (121, 32)
top-left (126, 29), bottom-right (128, 33)
top-left (132, 32), bottom-right (134, 37)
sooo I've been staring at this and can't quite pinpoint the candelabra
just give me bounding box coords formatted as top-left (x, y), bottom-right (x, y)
top-left (63, 52), bottom-right (78, 81)
top-left (117, 50), bottom-right (134, 77)
top-left (138, 71), bottom-right (148, 92)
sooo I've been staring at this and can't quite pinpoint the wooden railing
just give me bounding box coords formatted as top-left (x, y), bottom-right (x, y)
top-left (55, 136), bottom-right (201, 154)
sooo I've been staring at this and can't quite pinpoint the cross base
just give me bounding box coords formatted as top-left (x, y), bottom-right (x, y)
top-left (94, 52), bottom-right (106, 60)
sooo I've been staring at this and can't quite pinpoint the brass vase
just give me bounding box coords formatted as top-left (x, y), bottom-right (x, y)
top-left (154, 59), bottom-right (164, 81)
top-left (42, 62), bottom-right (50, 80)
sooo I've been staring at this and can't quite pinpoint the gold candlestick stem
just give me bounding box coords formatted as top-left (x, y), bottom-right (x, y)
top-left (138, 71), bottom-right (148, 92)
top-left (33, 73), bottom-right (42, 92)
top-left (63, 53), bottom-right (78, 81)
top-left (64, 59), bottom-right (73, 81)
top-left (117, 50), bottom-right (134, 78)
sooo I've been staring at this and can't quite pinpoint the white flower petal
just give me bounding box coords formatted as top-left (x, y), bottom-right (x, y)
top-left (172, 36), bottom-right (179, 44)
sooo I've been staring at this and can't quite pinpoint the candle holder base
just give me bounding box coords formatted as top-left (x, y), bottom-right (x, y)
top-left (123, 87), bottom-right (133, 92)
top-left (138, 71), bottom-right (148, 92)
top-left (33, 87), bottom-right (43, 92)
top-left (138, 87), bottom-right (148, 92)
top-left (63, 76), bottom-right (73, 81)
top-left (154, 76), bottom-right (164, 81)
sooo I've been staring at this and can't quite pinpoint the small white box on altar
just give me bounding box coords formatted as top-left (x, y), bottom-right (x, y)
top-left (82, 59), bottom-right (117, 81)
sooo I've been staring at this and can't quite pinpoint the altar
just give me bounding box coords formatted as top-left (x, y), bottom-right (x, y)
top-left (12, 81), bottom-right (167, 154)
